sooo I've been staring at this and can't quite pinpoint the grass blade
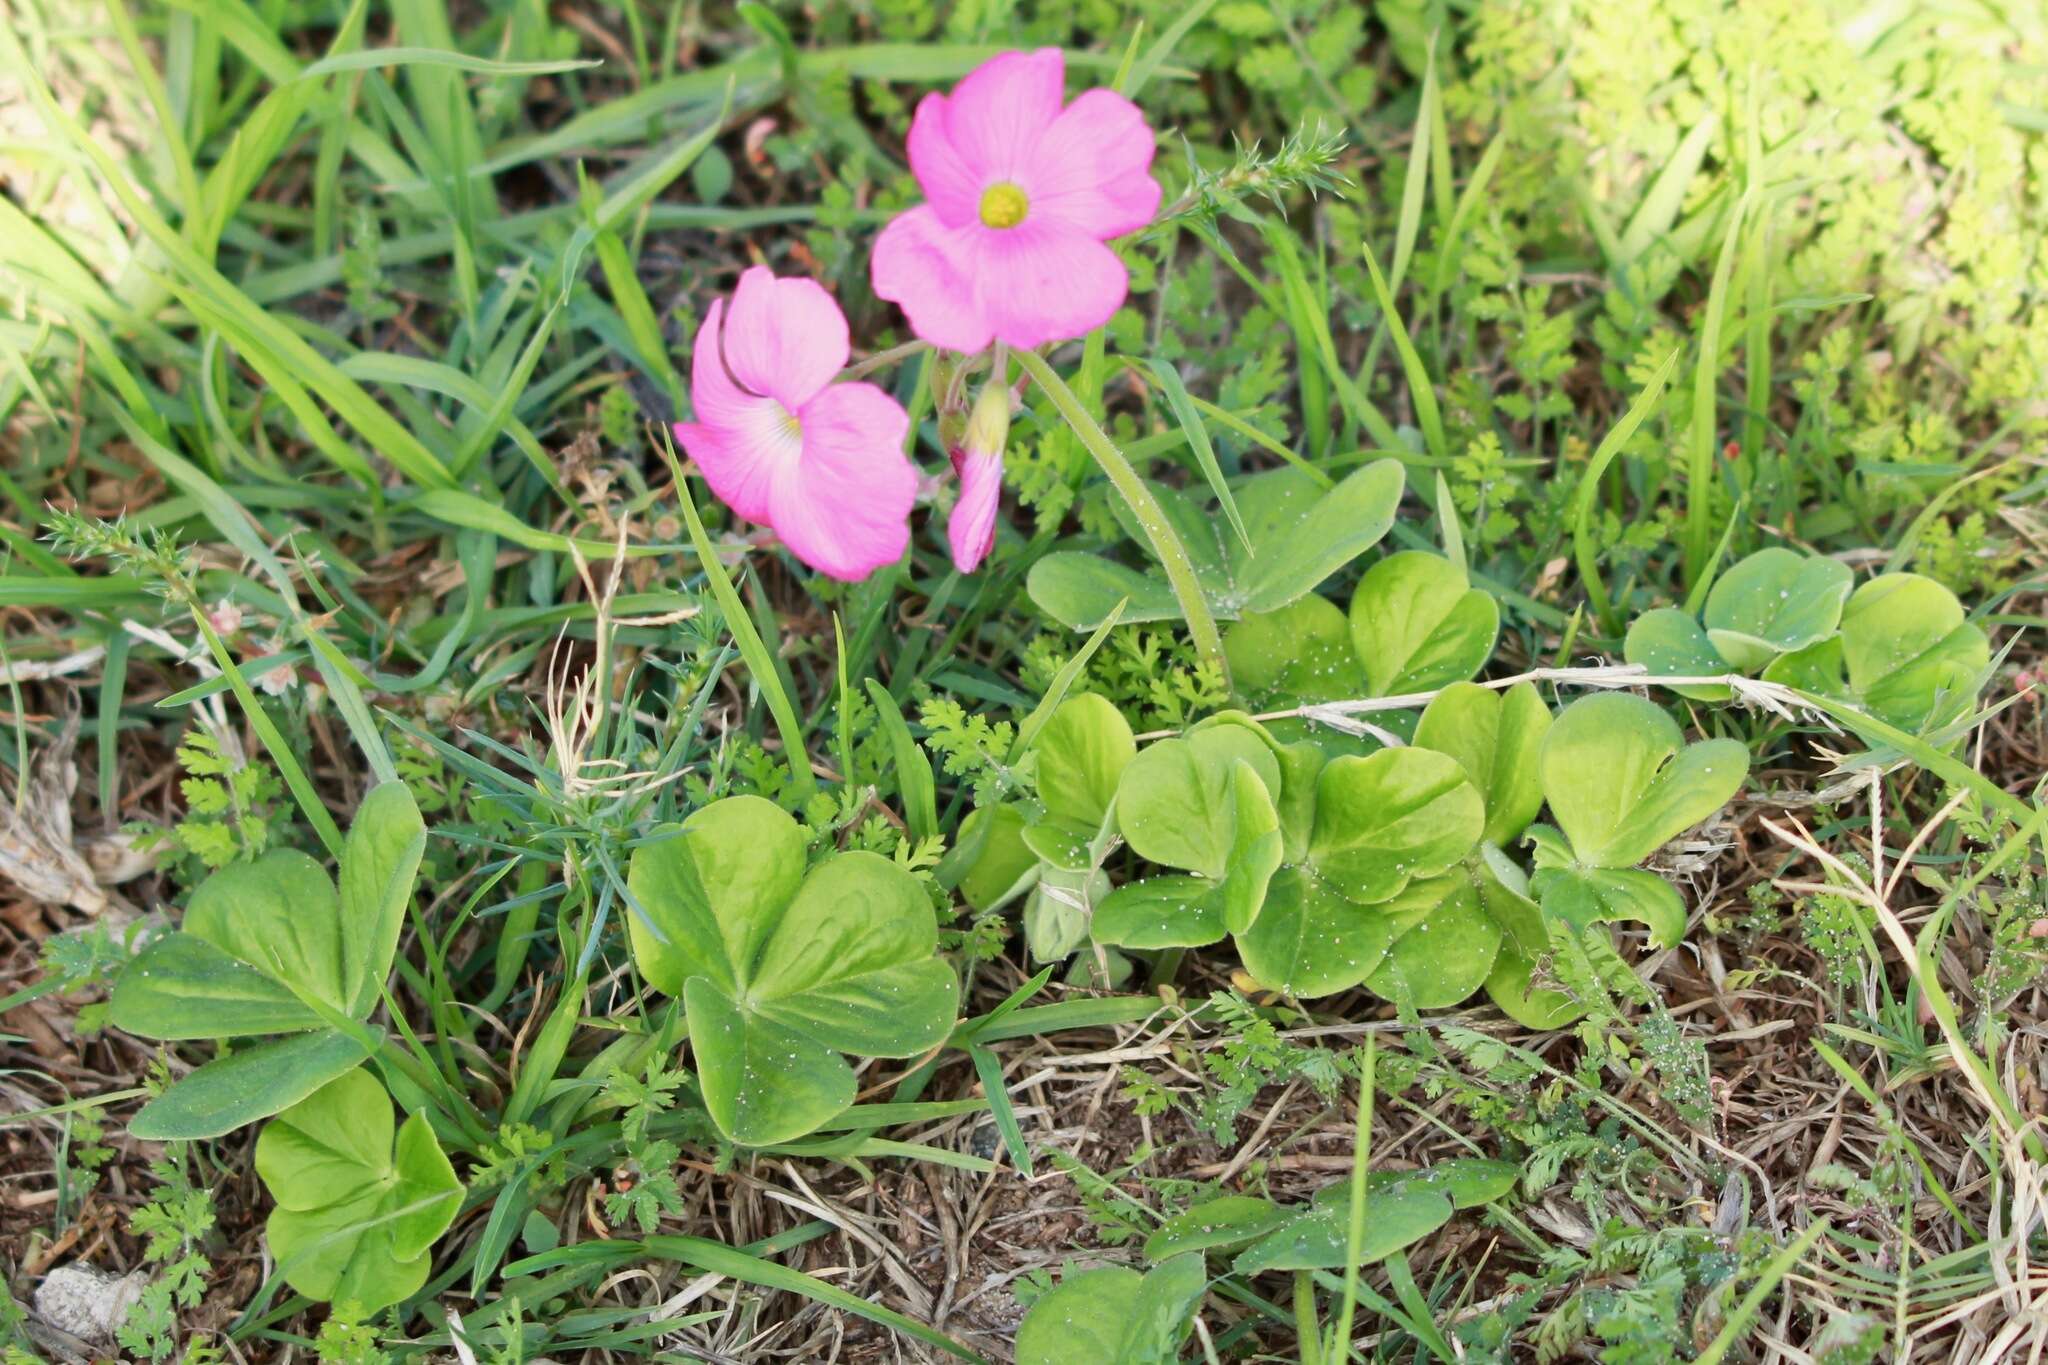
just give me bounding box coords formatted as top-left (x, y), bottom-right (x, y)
top-left (1574, 346), bottom-right (1681, 633)
top-left (1013, 347), bottom-right (1225, 677)
top-left (1144, 356), bottom-right (1247, 551)
top-left (660, 435), bottom-right (817, 802)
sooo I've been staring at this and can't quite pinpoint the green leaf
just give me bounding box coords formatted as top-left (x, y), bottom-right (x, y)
top-left (1760, 637), bottom-right (1845, 696)
top-left (1015, 1267), bottom-right (1142, 1364)
top-left (1362, 872), bottom-right (1505, 1009)
top-left (1117, 726), bottom-right (1280, 881)
top-left (1624, 608), bottom-right (1733, 702)
top-left (1015, 348), bottom-right (1226, 674)
top-left (255, 1068), bottom-right (461, 1312)
top-left (1025, 553), bottom-right (1182, 630)
top-left (1232, 1185), bottom-right (1453, 1273)
top-left (1025, 462), bottom-right (1403, 630)
top-left (1485, 944), bottom-right (1585, 1030)
top-left (1034, 694), bottom-right (1135, 829)
top-left (1538, 694), bottom-right (1748, 869)
top-left (746, 853), bottom-right (956, 1053)
top-left (1021, 817), bottom-right (1097, 872)
top-left (1023, 863), bottom-right (1110, 963)
top-left (1529, 865), bottom-right (1688, 947)
top-left (866, 680), bottom-right (938, 841)
top-left (1701, 548), bottom-right (1853, 671)
top-left (1092, 876), bottom-right (1229, 950)
top-left (1015, 1255), bottom-right (1206, 1365)
top-left (1268, 739), bottom-right (1327, 864)
top-left (1146, 355), bottom-right (1249, 552)
top-left (1144, 1195), bottom-right (1289, 1260)
top-left (129, 1029), bottom-right (377, 1141)
top-left (685, 977), bottom-right (853, 1147)
top-left (110, 785), bottom-right (425, 1062)
top-left (1237, 460), bottom-right (1403, 611)
top-left (626, 795), bottom-right (805, 997)
top-left (1479, 854), bottom-right (1589, 1028)
top-left (954, 806), bottom-right (1039, 912)
top-left (1413, 682), bottom-right (1551, 846)
top-left (1348, 552), bottom-right (1499, 696)
top-left (1220, 761), bottom-right (1283, 934)
top-left (628, 798), bottom-right (959, 1145)
top-left (183, 851), bottom-right (349, 1010)
top-left (1309, 748), bottom-right (1484, 903)
top-left (1223, 594), bottom-right (1361, 705)
top-left (112, 931), bottom-right (328, 1040)
top-left (1837, 573), bottom-right (1990, 731)
top-left (337, 782), bottom-right (426, 1019)
top-left (1373, 1157), bottom-right (1520, 1209)
top-left (1235, 864), bottom-right (1401, 998)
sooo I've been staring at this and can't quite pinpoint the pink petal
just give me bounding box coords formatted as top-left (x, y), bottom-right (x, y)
top-left (720, 265), bottom-right (850, 409)
top-left (977, 220), bottom-right (1129, 349)
top-left (770, 383), bottom-right (917, 581)
top-left (873, 209), bottom-right (1128, 352)
top-left (872, 205), bottom-right (998, 353)
top-left (677, 298), bottom-right (793, 523)
top-left (947, 449), bottom-right (1003, 574)
top-left (1023, 88), bottom-right (1161, 238)
top-left (941, 48), bottom-right (1065, 183)
top-left (906, 92), bottom-right (982, 228)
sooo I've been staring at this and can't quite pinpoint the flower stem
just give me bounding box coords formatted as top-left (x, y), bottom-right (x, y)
top-left (840, 339), bottom-right (930, 382)
top-left (1013, 348), bottom-right (1226, 677)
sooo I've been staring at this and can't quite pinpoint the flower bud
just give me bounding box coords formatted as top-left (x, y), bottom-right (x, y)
top-left (962, 378), bottom-right (1011, 460)
top-left (947, 380), bottom-right (1012, 574)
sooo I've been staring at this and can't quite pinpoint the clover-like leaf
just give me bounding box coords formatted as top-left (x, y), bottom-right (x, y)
top-left (1233, 461), bottom-right (1404, 612)
top-left (1223, 594), bottom-right (1361, 705)
top-left (1034, 693), bottom-right (1135, 830)
top-left (627, 796), bottom-right (959, 1145)
top-left (110, 782), bottom-right (424, 1139)
top-left (254, 1068), bottom-right (460, 1313)
top-left (1538, 693), bottom-right (1748, 870)
top-left (1623, 607), bottom-right (1733, 702)
top-left (1309, 748), bottom-right (1484, 904)
top-left (1413, 682), bottom-right (1551, 846)
top-left (1348, 552), bottom-right (1499, 697)
top-left (1024, 462), bottom-right (1403, 630)
top-left (1702, 547), bottom-right (1853, 671)
top-left (1093, 875), bottom-right (1229, 950)
top-left (1024, 555), bottom-right (1180, 628)
top-left (1838, 573), bottom-right (1990, 731)
top-left (1117, 726), bottom-right (1280, 880)
top-left (952, 804), bottom-right (1037, 912)
top-left (1015, 1254), bottom-right (1206, 1365)
top-left (1361, 869), bottom-right (1506, 1009)
top-left (127, 1030), bottom-right (378, 1142)
top-left (1234, 864), bottom-right (1403, 997)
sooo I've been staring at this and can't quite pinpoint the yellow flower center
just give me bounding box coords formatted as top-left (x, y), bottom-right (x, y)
top-left (978, 182), bottom-right (1029, 230)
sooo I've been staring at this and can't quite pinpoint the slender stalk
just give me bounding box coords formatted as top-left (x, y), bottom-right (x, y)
top-left (841, 338), bottom-right (930, 382)
top-left (1012, 347), bottom-right (1226, 676)
top-left (1294, 1271), bottom-right (1324, 1365)
top-left (1328, 1037), bottom-right (1375, 1358)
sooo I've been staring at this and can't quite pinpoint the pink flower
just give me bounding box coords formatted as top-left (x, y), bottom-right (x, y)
top-left (872, 48), bottom-right (1161, 353)
top-left (674, 267), bottom-right (917, 582)
top-left (947, 383), bottom-right (1012, 573)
